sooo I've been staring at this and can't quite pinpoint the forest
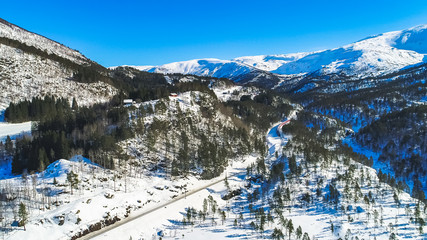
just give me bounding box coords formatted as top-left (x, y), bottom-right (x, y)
top-left (3, 68), bottom-right (292, 181)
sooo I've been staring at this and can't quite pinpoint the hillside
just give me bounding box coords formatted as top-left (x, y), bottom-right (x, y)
top-left (0, 18), bottom-right (117, 109)
top-left (0, 69), bottom-right (297, 239)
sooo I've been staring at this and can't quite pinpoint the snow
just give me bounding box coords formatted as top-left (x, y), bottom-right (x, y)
top-left (103, 109), bottom-right (424, 240)
top-left (0, 90), bottom-right (260, 240)
top-left (233, 52), bottom-right (315, 72)
top-left (2, 153), bottom-right (258, 240)
top-left (270, 27), bottom-right (426, 77)
top-left (0, 18), bottom-right (89, 65)
top-left (0, 19), bottom-right (118, 110)
top-left (0, 43), bottom-right (117, 110)
top-left (90, 156), bottom-right (257, 240)
top-left (131, 24), bottom-right (427, 83)
top-left (0, 121), bottom-right (32, 142)
top-left (1, 104), bottom-right (424, 239)
top-left (128, 58), bottom-right (255, 81)
top-left (211, 85), bottom-right (261, 102)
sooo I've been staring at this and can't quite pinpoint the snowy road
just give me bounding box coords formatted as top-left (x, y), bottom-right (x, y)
top-left (81, 113), bottom-right (298, 240)
top-left (80, 172), bottom-right (240, 240)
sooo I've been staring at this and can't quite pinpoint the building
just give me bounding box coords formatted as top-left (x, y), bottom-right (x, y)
top-left (123, 99), bottom-right (133, 106)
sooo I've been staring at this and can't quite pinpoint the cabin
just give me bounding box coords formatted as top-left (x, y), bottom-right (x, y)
top-left (170, 93), bottom-right (178, 98)
top-left (123, 99), bottom-right (133, 106)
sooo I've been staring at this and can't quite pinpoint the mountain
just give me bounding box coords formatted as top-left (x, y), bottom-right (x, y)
top-left (0, 18), bottom-right (117, 109)
top-left (0, 18), bottom-right (426, 240)
top-left (123, 58), bottom-right (283, 88)
top-left (239, 24), bottom-right (427, 76)
top-left (132, 24), bottom-right (427, 90)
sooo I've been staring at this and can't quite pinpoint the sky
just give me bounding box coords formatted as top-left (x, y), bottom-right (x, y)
top-left (1, 0), bottom-right (427, 67)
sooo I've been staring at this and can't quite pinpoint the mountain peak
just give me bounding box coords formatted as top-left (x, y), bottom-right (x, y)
top-left (130, 24), bottom-right (427, 82)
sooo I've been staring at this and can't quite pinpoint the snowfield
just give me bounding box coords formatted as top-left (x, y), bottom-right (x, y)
top-left (0, 121), bottom-right (32, 142)
top-left (132, 24), bottom-right (427, 82)
top-left (0, 44), bottom-right (117, 109)
top-left (127, 58), bottom-right (255, 82)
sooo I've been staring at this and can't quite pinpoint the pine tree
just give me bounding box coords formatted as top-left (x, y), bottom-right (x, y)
top-left (389, 233), bottom-right (397, 240)
top-left (287, 219), bottom-right (294, 240)
top-left (5, 135), bottom-right (13, 155)
top-left (38, 148), bottom-right (49, 172)
top-left (272, 228), bottom-right (284, 240)
top-left (72, 98), bottom-right (78, 111)
top-left (67, 170), bottom-right (79, 195)
top-left (302, 232), bottom-right (310, 240)
top-left (296, 226), bottom-right (303, 239)
top-left (18, 202), bottom-right (28, 231)
top-left (288, 155), bottom-right (297, 175)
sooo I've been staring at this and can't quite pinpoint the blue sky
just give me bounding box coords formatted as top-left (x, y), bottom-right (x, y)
top-left (1, 0), bottom-right (427, 67)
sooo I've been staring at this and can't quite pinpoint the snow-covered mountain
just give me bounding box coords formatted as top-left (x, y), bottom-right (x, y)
top-left (125, 58), bottom-right (283, 88)
top-left (0, 18), bottom-right (117, 109)
top-left (0, 18), bottom-right (89, 65)
top-left (133, 58), bottom-right (252, 80)
top-left (133, 24), bottom-right (427, 85)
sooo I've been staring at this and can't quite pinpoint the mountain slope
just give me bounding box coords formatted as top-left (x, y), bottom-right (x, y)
top-left (0, 18), bottom-right (89, 65)
top-left (125, 58), bottom-right (283, 88)
top-left (132, 24), bottom-right (427, 88)
top-left (271, 25), bottom-right (426, 76)
top-left (0, 18), bottom-right (117, 109)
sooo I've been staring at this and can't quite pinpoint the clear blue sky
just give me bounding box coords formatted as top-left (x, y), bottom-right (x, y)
top-left (2, 0), bottom-right (427, 67)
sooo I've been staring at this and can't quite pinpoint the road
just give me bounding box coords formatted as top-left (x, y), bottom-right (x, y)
top-left (79, 115), bottom-right (295, 239)
top-left (79, 172), bottom-right (238, 239)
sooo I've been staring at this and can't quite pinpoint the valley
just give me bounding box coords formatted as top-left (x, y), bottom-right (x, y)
top-left (0, 16), bottom-right (425, 240)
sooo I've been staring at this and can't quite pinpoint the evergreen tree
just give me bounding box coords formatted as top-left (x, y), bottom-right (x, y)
top-left (288, 155), bottom-right (297, 175)
top-left (18, 202), bottom-right (28, 231)
top-left (287, 219), bottom-right (294, 240)
top-left (38, 148), bottom-right (49, 172)
top-left (272, 228), bottom-right (284, 240)
top-left (5, 135), bottom-right (13, 155)
top-left (296, 226), bottom-right (303, 239)
top-left (67, 170), bottom-right (79, 195)
top-left (302, 232), bottom-right (310, 240)
top-left (72, 98), bottom-right (78, 111)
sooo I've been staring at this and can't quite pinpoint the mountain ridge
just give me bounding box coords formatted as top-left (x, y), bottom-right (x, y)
top-left (0, 18), bottom-right (117, 109)
top-left (130, 24), bottom-right (427, 87)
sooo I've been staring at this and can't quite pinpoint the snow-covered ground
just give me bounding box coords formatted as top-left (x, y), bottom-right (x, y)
top-left (0, 18), bottom-right (89, 65)
top-left (88, 155), bottom-right (257, 240)
top-left (0, 89), bottom-right (259, 240)
top-left (2, 154), bottom-right (257, 240)
top-left (0, 121), bottom-right (32, 142)
top-left (87, 111), bottom-right (296, 239)
top-left (105, 113), bottom-right (425, 240)
top-left (0, 19), bottom-right (118, 110)
top-left (0, 105), bottom-right (424, 239)
top-left (0, 42), bottom-right (118, 109)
